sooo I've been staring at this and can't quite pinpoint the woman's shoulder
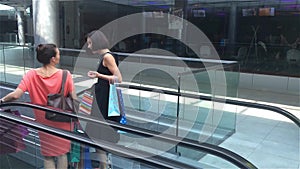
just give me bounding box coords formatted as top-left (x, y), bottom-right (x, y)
top-left (25, 69), bottom-right (37, 76)
top-left (62, 69), bottom-right (73, 76)
top-left (103, 52), bottom-right (116, 61)
top-left (20, 69), bottom-right (38, 82)
top-left (61, 69), bottom-right (74, 81)
top-left (103, 51), bottom-right (113, 57)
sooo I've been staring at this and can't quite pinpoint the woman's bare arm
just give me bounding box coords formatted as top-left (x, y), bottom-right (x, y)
top-left (1, 88), bottom-right (24, 102)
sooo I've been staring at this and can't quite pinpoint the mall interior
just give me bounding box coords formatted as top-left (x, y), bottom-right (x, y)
top-left (0, 0), bottom-right (299, 169)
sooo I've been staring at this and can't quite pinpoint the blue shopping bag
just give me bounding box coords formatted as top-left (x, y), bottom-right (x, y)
top-left (108, 84), bottom-right (121, 117)
top-left (117, 88), bottom-right (127, 125)
top-left (116, 88), bottom-right (127, 134)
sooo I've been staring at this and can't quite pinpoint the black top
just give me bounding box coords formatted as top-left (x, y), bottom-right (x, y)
top-left (85, 52), bottom-right (120, 143)
top-left (94, 52), bottom-right (120, 122)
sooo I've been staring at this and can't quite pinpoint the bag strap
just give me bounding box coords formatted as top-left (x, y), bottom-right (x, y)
top-left (59, 70), bottom-right (68, 113)
top-left (60, 70), bottom-right (68, 95)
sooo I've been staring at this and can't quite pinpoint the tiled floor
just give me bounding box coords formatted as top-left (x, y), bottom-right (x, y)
top-left (219, 109), bottom-right (299, 168)
top-left (198, 88), bottom-right (300, 169)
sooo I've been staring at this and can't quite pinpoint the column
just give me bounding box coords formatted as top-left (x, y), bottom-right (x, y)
top-left (16, 8), bottom-right (25, 45)
top-left (62, 1), bottom-right (80, 48)
top-left (173, 0), bottom-right (187, 39)
top-left (227, 2), bottom-right (237, 56)
top-left (32, 0), bottom-right (59, 46)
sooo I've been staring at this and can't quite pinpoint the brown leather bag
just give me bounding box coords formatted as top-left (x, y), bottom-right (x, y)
top-left (45, 70), bottom-right (79, 122)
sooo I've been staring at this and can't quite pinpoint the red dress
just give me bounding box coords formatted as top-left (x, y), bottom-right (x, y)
top-left (18, 69), bottom-right (74, 156)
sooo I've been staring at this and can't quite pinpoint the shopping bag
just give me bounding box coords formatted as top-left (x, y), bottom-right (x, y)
top-left (0, 109), bottom-right (29, 154)
top-left (79, 89), bottom-right (94, 115)
top-left (108, 84), bottom-right (121, 117)
top-left (68, 122), bottom-right (81, 165)
top-left (116, 88), bottom-right (127, 134)
top-left (117, 88), bottom-right (127, 125)
top-left (83, 146), bottom-right (92, 169)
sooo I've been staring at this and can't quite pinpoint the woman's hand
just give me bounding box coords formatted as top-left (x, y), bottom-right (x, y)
top-left (87, 71), bottom-right (98, 78)
top-left (88, 71), bottom-right (119, 84)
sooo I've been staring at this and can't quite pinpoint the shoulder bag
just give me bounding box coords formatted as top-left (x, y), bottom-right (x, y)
top-left (45, 70), bottom-right (79, 122)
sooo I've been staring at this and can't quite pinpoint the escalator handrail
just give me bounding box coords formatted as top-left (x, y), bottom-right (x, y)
top-left (113, 52), bottom-right (237, 64)
top-left (0, 101), bottom-right (258, 169)
top-left (115, 84), bottom-right (300, 127)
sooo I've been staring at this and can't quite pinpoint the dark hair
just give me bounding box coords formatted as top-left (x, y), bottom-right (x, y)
top-left (36, 44), bottom-right (57, 65)
top-left (86, 30), bottom-right (110, 51)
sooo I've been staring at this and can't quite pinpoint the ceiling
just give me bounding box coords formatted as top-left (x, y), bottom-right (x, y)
top-left (0, 0), bottom-right (260, 8)
top-left (0, 0), bottom-right (299, 9)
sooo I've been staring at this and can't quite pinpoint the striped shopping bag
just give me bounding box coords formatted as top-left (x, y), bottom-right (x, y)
top-left (79, 88), bottom-right (94, 115)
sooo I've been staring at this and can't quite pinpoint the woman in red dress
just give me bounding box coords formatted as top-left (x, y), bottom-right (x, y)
top-left (0, 44), bottom-right (77, 169)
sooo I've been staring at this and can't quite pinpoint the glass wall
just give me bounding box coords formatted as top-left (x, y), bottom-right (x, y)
top-left (0, 1), bottom-right (299, 77)
top-left (73, 0), bottom-right (300, 77)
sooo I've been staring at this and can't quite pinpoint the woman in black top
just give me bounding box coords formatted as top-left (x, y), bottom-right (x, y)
top-left (84, 29), bottom-right (122, 169)
top-left (86, 29), bottom-right (122, 121)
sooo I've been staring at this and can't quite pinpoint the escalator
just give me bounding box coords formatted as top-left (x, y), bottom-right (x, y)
top-left (0, 101), bottom-right (257, 169)
top-left (0, 81), bottom-right (299, 169)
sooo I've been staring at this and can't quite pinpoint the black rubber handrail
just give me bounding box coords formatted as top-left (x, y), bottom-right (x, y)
top-left (116, 84), bottom-right (300, 127)
top-left (0, 101), bottom-right (258, 169)
top-left (113, 52), bottom-right (237, 64)
top-left (0, 109), bottom-right (195, 169)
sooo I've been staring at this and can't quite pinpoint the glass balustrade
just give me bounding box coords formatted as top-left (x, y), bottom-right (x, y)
top-left (0, 43), bottom-right (299, 169)
top-left (0, 105), bottom-right (251, 169)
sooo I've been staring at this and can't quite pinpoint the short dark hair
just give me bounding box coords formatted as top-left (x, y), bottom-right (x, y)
top-left (36, 44), bottom-right (57, 65)
top-left (86, 30), bottom-right (110, 51)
